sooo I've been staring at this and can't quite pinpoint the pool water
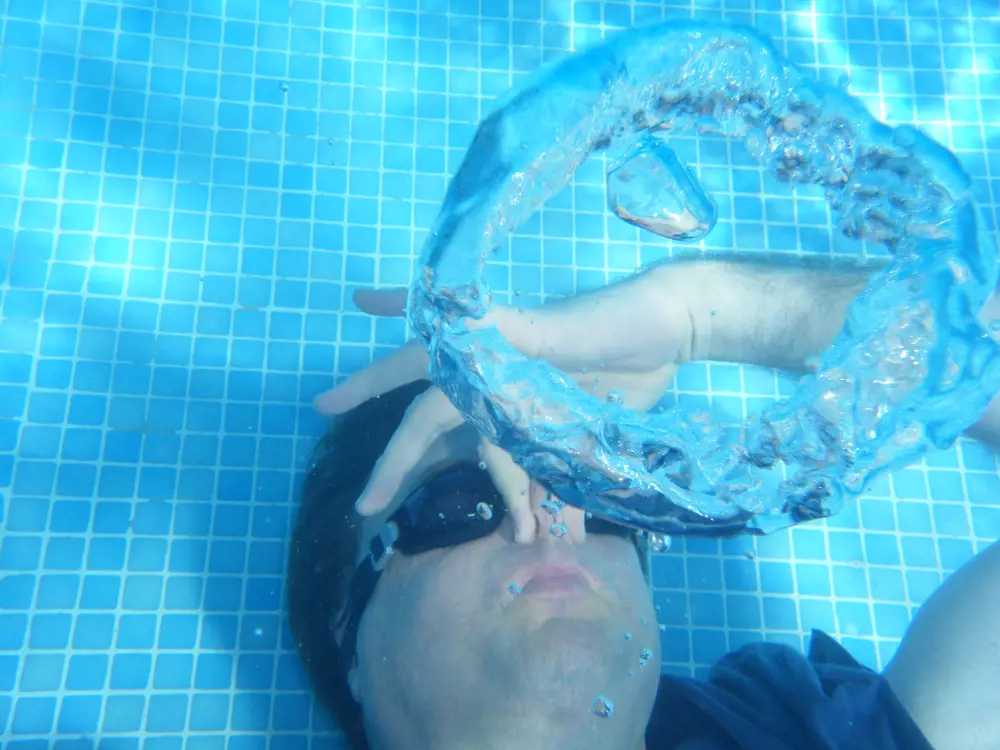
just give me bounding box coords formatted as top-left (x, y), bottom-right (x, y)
top-left (1, 0), bottom-right (999, 746)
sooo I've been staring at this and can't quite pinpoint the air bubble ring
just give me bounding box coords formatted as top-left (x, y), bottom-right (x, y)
top-left (407, 21), bottom-right (1000, 535)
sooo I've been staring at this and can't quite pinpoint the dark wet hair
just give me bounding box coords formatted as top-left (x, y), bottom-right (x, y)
top-left (287, 380), bottom-right (431, 750)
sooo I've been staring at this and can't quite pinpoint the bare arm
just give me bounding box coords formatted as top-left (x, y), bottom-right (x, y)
top-left (672, 255), bottom-right (1000, 447)
top-left (881, 538), bottom-right (1000, 750)
top-left (673, 256), bottom-right (1000, 750)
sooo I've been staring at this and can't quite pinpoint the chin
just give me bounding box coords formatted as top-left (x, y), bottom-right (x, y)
top-left (507, 588), bottom-right (614, 626)
top-left (515, 618), bottom-right (629, 686)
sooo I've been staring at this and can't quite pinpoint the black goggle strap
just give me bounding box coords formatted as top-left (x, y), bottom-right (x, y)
top-left (333, 521), bottom-right (399, 678)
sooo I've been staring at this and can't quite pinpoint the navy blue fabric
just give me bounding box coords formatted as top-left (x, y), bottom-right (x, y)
top-left (645, 630), bottom-right (934, 750)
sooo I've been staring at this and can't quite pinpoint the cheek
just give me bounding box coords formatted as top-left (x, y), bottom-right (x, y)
top-left (360, 550), bottom-right (492, 667)
top-left (408, 551), bottom-right (495, 638)
top-left (590, 540), bottom-right (656, 618)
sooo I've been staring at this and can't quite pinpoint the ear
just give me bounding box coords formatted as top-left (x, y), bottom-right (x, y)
top-left (348, 657), bottom-right (363, 704)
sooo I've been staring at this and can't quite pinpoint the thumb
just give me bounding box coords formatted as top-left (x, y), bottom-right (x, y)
top-left (353, 288), bottom-right (408, 317)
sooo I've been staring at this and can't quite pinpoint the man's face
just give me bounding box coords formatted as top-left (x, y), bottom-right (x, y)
top-left (349, 423), bottom-right (661, 750)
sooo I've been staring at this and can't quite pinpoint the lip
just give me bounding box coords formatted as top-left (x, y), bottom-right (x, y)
top-left (517, 565), bottom-right (593, 598)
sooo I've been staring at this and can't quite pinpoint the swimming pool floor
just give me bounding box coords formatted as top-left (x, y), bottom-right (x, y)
top-left (1, 0), bottom-right (999, 745)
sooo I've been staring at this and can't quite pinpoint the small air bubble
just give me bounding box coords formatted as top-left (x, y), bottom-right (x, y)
top-left (279, 81), bottom-right (289, 92)
top-left (639, 648), bottom-right (654, 668)
top-left (476, 502), bottom-right (494, 521)
top-left (591, 695), bottom-right (614, 718)
top-left (648, 533), bottom-right (671, 553)
top-left (548, 522), bottom-right (568, 538)
top-left (606, 390), bottom-right (624, 405)
top-left (624, 631), bottom-right (632, 640)
top-left (508, 583), bottom-right (522, 597)
top-left (541, 497), bottom-right (565, 515)
top-left (477, 460), bottom-right (488, 470)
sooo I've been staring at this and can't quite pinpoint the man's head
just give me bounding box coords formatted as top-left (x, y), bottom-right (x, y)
top-left (288, 382), bottom-right (661, 750)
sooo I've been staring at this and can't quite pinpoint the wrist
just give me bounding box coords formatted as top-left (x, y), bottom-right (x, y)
top-left (658, 259), bottom-right (747, 365)
top-left (644, 260), bottom-right (716, 365)
top-left (664, 257), bottom-right (870, 370)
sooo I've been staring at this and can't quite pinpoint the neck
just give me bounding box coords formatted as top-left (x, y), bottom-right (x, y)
top-left (444, 742), bottom-right (646, 750)
top-left (397, 720), bottom-right (649, 750)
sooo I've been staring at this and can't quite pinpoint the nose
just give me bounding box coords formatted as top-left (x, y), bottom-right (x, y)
top-left (527, 480), bottom-right (587, 544)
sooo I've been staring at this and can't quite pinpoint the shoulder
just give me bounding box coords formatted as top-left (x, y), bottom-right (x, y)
top-left (645, 631), bottom-right (934, 750)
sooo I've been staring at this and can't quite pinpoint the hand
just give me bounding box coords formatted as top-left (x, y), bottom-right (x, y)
top-left (315, 265), bottom-right (706, 543)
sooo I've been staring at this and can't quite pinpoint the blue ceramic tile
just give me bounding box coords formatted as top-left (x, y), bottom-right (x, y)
top-left (832, 564), bottom-right (869, 598)
top-left (762, 597), bottom-right (798, 630)
top-left (799, 598), bottom-right (836, 633)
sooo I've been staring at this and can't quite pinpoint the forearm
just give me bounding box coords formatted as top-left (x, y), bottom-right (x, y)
top-left (672, 255), bottom-right (1000, 449)
top-left (685, 255), bottom-right (876, 372)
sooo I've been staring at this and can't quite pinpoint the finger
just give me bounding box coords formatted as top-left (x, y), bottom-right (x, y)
top-left (478, 440), bottom-right (535, 545)
top-left (314, 340), bottom-right (429, 415)
top-left (355, 388), bottom-right (464, 515)
top-left (354, 287), bottom-right (408, 317)
top-left (562, 505), bottom-right (587, 542)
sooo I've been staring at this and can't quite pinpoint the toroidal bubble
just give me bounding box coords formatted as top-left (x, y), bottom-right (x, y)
top-left (407, 21), bottom-right (1000, 535)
